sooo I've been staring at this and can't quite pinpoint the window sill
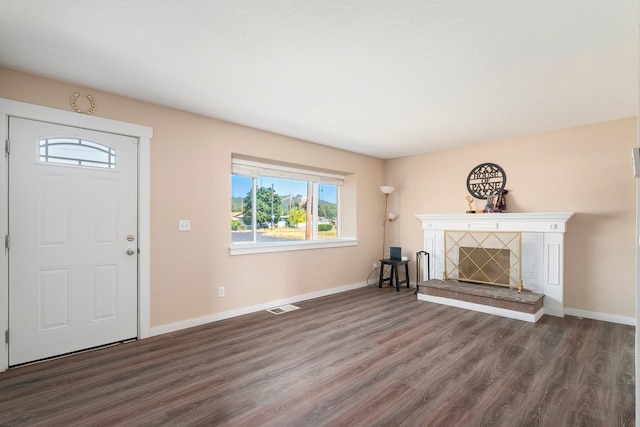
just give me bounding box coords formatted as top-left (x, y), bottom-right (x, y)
top-left (229, 238), bottom-right (358, 256)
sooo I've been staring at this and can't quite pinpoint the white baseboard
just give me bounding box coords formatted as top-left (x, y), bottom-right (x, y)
top-left (564, 307), bottom-right (636, 326)
top-left (150, 281), bottom-right (369, 337)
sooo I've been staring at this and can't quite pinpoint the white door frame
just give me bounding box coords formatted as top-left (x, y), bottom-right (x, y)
top-left (0, 98), bottom-right (152, 372)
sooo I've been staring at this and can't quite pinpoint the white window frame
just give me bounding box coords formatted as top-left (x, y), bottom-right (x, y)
top-left (230, 157), bottom-right (357, 255)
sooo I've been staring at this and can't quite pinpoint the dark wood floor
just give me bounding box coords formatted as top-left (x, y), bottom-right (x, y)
top-left (0, 286), bottom-right (635, 426)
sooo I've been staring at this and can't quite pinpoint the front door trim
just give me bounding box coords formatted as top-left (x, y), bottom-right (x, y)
top-left (0, 98), bottom-right (152, 372)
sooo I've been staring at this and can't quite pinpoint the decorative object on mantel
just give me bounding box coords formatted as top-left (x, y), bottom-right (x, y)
top-left (484, 191), bottom-right (509, 213)
top-left (70, 92), bottom-right (96, 115)
top-left (380, 186), bottom-right (396, 259)
top-left (466, 162), bottom-right (508, 212)
top-left (494, 189), bottom-right (508, 212)
top-left (466, 162), bottom-right (506, 199)
top-left (465, 195), bottom-right (475, 213)
top-left (484, 195), bottom-right (497, 212)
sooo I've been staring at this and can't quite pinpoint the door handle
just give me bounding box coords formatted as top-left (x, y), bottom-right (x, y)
top-left (126, 248), bottom-right (136, 255)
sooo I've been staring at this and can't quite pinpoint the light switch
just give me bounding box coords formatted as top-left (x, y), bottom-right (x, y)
top-left (178, 220), bottom-right (191, 231)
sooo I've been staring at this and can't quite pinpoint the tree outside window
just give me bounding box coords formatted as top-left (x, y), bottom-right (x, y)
top-left (231, 174), bottom-right (339, 243)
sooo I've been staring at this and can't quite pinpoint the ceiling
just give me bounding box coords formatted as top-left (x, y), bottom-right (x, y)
top-left (0, 1), bottom-right (637, 159)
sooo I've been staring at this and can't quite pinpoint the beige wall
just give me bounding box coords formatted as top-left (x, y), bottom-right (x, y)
top-left (1, 67), bottom-right (635, 323)
top-left (0, 67), bottom-right (386, 327)
top-left (385, 118), bottom-right (637, 318)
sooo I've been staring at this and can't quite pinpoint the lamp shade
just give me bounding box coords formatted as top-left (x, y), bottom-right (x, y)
top-left (380, 185), bottom-right (395, 194)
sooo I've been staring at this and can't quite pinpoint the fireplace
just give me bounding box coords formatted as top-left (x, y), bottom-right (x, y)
top-left (459, 247), bottom-right (510, 285)
top-left (415, 212), bottom-right (573, 320)
top-left (444, 230), bottom-right (521, 289)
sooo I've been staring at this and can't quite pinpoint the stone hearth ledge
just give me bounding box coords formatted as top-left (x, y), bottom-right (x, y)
top-left (418, 279), bottom-right (545, 323)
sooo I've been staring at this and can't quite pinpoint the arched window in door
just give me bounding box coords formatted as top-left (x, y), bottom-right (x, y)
top-left (39, 137), bottom-right (116, 169)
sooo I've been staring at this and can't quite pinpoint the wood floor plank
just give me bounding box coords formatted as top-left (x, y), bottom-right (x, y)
top-left (0, 286), bottom-right (635, 426)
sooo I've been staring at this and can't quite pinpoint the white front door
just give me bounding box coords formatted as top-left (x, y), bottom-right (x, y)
top-left (8, 117), bottom-right (138, 366)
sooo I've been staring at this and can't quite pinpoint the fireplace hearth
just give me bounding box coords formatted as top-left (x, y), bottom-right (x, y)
top-left (418, 279), bottom-right (544, 317)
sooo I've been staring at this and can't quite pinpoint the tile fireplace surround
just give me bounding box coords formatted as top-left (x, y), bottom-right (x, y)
top-left (415, 212), bottom-right (574, 321)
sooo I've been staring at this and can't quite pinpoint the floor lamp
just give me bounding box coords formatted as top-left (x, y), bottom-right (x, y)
top-left (380, 186), bottom-right (395, 259)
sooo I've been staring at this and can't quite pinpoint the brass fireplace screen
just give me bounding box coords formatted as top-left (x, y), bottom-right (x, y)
top-left (444, 231), bottom-right (522, 288)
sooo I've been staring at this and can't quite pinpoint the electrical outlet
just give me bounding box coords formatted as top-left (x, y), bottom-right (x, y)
top-left (178, 219), bottom-right (191, 231)
top-left (373, 262), bottom-right (377, 269)
top-left (218, 286), bottom-right (225, 298)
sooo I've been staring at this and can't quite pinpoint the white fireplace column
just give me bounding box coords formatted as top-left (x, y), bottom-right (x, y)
top-left (415, 213), bottom-right (574, 317)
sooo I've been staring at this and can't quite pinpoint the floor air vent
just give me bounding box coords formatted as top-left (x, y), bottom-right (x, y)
top-left (266, 304), bottom-right (300, 315)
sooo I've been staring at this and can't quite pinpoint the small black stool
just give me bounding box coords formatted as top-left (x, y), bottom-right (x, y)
top-left (378, 259), bottom-right (410, 292)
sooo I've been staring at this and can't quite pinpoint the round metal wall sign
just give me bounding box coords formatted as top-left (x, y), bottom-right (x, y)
top-left (466, 163), bottom-right (506, 199)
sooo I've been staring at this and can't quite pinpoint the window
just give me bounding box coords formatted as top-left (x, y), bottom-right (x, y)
top-left (39, 137), bottom-right (116, 169)
top-left (231, 157), bottom-right (355, 254)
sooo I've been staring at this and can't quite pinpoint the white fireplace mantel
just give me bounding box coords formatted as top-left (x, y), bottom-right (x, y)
top-left (415, 212), bottom-right (574, 318)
